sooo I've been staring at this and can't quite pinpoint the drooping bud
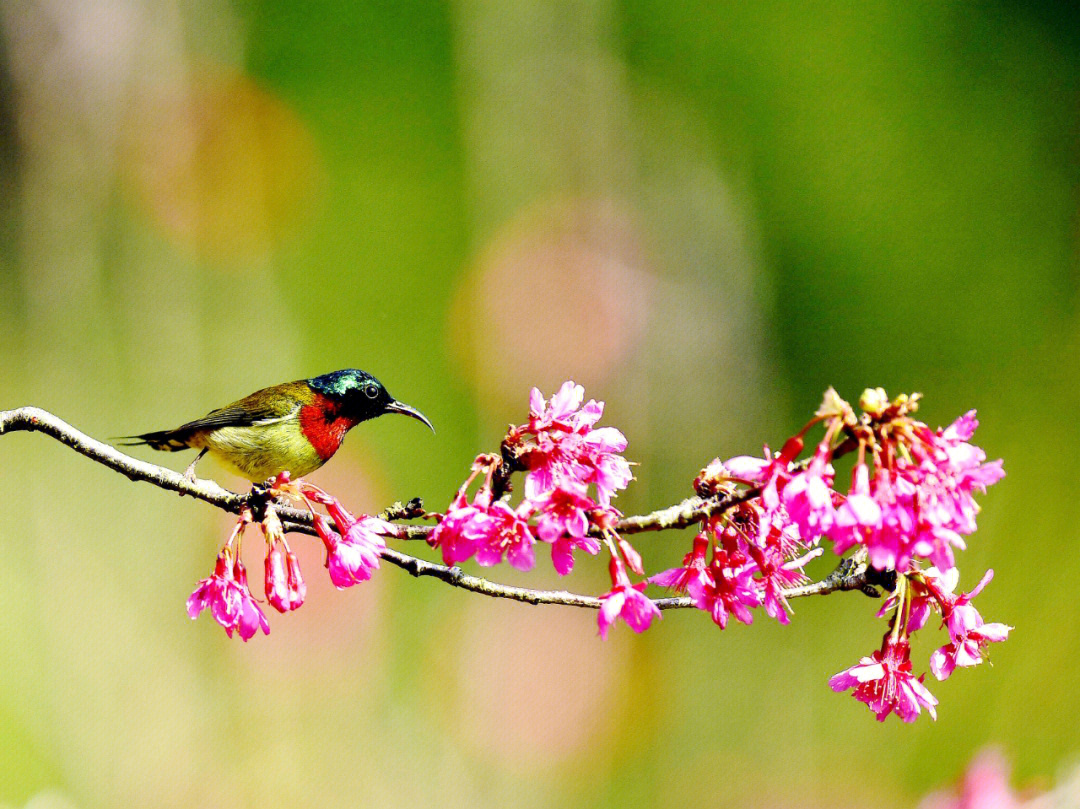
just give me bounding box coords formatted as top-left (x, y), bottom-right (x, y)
top-left (264, 545), bottom-right (290, 613)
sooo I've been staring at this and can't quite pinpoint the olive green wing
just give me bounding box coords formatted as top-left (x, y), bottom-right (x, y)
top-left (120, 380), bottom-right (310, 451)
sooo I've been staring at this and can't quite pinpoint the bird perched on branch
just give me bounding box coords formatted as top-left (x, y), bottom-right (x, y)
top-left (122, 369), bottom-right (433, 482)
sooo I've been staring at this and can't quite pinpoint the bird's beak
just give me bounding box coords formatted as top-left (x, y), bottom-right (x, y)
top-left (385, 400), bottom-right (435, 433)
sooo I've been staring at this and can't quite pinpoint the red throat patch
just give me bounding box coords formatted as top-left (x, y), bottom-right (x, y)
top-left (299, 395), bottom-right (358, 460)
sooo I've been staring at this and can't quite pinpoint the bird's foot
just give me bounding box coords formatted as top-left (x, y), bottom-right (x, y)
top-left (181, 448), bottom-right (208, 486)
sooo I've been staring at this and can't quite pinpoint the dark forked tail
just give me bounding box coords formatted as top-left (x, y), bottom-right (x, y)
top-left (116, 428), bottom-right (194, 452)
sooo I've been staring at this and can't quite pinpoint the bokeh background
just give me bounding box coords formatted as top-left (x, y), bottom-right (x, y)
top-left (0, 1), bottom-right (1077, 807)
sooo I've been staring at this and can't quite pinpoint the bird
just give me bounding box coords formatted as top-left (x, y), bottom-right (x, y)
top-left (121, 369), bottom-right (434, 483)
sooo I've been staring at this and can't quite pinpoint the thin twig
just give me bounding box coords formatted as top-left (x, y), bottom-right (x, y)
top-left (0, 406), bottom-right (881, 611)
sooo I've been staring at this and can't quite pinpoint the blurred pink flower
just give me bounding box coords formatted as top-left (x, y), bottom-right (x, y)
top-left (919, 749), bottom-right (1021, 809)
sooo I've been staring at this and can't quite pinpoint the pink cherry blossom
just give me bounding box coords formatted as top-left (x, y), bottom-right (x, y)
top-left (925, 569), bottom-right (1011, 680)
top-left (751, 542), bottom-right (822, 625)
top-left (859, 409), bottom-right (1004, 572)
top-left (264, 545), bottom-right (290, 612)
top-left (687, 553), bottom-right (761, 630)
top-left (829, 637), bottom-right (937, 722)
top-left (829, 462), bottom-right (882, 555)
top-left (427, 493), bottom-right (489, 566)
top-left (285, 550), bottom-right (306, 608)
top-left (188, 551), bottom-right (270, 641)
top-left (323, 516), bottom-right (391, 588)
top-left (471, 501), bottom-right (536, 571)
top-left (597, 562), bottom-right (661, 639)
top-left (716, 455), bottom-right (771, 484)
top-left (528, 380), bottom-right (586, 432)
top-left (758, 436), bottom-right (804, 512)
top-left (581, 428), bottom-right (632, 506)
top-left (780, 442), bottom-right (835, 542)
top-left (518, 382), bottom-right (633, 508)
top-left (531, 484), bottom-right (601, 575)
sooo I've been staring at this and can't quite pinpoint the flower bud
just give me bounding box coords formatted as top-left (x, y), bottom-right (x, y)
top-left (264, 545), bottom-right (290, 613)
top-left (859, 387), bottom-right (889, 417)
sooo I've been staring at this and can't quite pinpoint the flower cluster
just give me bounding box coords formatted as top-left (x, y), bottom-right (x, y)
top-left (427, 382), bottom-right (633, 583)
top-left (650, 501), bottom-right (820, 629)
top-left (187, 475), bottom-right (394, 638)
top-left (698, 387), bottom-right (1006, 722)
top-left (426, 455), bottom-right (538, 571)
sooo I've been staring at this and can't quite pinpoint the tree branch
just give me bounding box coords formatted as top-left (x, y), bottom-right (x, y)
top-left (0, 406), bottom-right (883, 611)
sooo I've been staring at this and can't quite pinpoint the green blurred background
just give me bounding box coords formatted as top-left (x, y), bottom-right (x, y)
top-left (0, 1), bottom-right (1077, 806)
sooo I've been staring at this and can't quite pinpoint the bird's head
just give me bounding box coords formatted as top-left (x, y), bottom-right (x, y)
top-left (307, 369), bottom-right (434, 432)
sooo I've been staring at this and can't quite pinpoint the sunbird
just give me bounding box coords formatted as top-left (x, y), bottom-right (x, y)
top-left (122, 369), bottom-right (433, 482)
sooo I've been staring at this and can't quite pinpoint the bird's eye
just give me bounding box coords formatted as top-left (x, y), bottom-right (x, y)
top-left (363, 383), bottom-right (379, 399)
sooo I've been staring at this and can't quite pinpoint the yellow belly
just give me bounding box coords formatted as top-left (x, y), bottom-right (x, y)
top-left (193, 419), bottom-right (326, 482)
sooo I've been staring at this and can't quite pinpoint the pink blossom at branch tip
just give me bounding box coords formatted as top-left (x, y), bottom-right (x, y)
top-left (285, 550), bottom-right (306, 607)
top-left (829, 637), bottom-right (937, 722)
top-left (528, 380), bottom-right (585, 432)
top-left (188, 550), bottom-right (270, 640)
top-left (519, 382), bottom-right (632, 508)
top-left (871, 408), bottom-right (1002, 572)
top-left (597, 562), bottom-right (661, 639)
top-left (231, 560), bottom-right (271, 640)
top-left (188, 551), bottom-right (236, 625)
top-left (324, 516), bottom-right (390, 588)
top-left (928, 569), bottom-right (1011, 680)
